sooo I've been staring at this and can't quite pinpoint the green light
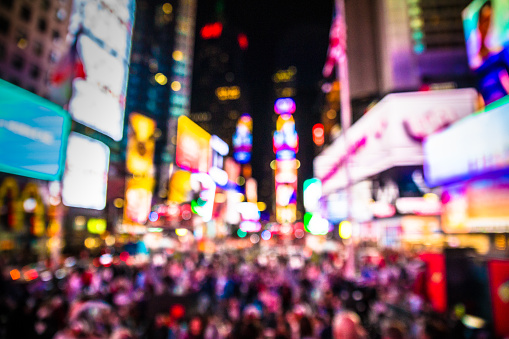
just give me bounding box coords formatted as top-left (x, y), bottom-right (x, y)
top-left (303, 212), bottom-right (313, 226)
top-left (413, 43), bottom-right (425, 54)
top-left (237, 229), bottom-right (247, 238)
top-left (191, 200), bottom-right (199, 214)
top-left (197, 197), bottom-right (207, 206)
top-left (412, 31), bottom-right (424, 41)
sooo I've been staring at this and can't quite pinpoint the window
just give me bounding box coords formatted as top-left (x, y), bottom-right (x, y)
top-left (37, 18), bottom-right (47, 32)
top-left (33, 41), bottom-right (43, 56)
top-left (49, 51), bottom-right (58, 63)
top-left (11, 55), bottom-right (24, 70)
top-left (0, 0), bottom-right (13, 10)
top-left (0, 16), bottom-right (9, 35)
top-left (52, 30), bottom-right (60, 43)
top-left (29, 65), bottom-right (40, 79)
top-left (20, 6), bottom-right (32, 22)
top-left (0, 43), bottom-right (5, 61)
top-left (40, 0), bottom-right (50, 11)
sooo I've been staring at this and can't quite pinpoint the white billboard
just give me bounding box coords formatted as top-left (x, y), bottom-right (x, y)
top-left (314, 88), bottom-right (477, 195)
top-left (62, 133), bottom-right (110, 210)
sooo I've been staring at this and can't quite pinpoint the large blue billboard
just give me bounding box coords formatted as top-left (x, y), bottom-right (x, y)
top-left (0, 79), bottom-right (71, 180)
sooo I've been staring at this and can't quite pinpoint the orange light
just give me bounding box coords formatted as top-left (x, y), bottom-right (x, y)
top-left (23, 269), bottom-right (38, 281)
top-left (10, 269), bottom-right (20, 280)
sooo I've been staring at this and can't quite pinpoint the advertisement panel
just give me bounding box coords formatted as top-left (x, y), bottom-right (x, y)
top-left (124, 113), bottom-right (156, 224)
top-left (488, 260), bottom-right (509, 338)
top-left (62, 133), bottom-right (110, 210)
top-left (176, 116), bottom-right (211, 173)
top-left (126, 113), bottom-right (156, 175)
top-left (441, 174), bottom-right (509, 233)
top-left (424, 97), bottom-right (509, 187)
top-left (463, 0), bottom-right (509, 70)
top-left (315, 89), bottom-right (477, 195)
top-left (0, 80), bottom-right (71, 181)
top-left (54, 0), bottom-right (135, 140)
top-left (233, 114), bottom-right (253, 164)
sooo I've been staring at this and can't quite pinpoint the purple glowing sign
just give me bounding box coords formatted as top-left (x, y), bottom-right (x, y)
top-left (274, 98), bottom-right (296, 115)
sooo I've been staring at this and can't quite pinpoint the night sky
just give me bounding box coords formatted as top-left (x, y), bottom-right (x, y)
top-left (195, 0), bottom-right (334, 200)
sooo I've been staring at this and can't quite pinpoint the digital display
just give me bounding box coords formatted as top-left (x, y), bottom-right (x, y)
top-left (60, 0), bottom-right (135, 140)
top-left (0, 79), bottom-right (71, 181)
top-left (62, 133), bottom-right (110, 210)
top-left (126, 113), bottom-right (156, 175)
top-left (424, 96), bottom-right (509, 187)
top-left (463, 0), bottom-right (509, 70)
top-left (233, 114), bottom-right (253, 164)
top-left (315, 89), bottom-right (477, 195)
top-left (176, 116), bottom-right (211, 173)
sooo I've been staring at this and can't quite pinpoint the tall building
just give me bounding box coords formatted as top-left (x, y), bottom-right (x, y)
top-left (190, 1), bottom-right (251, 149)
top-left (0, 0), bottom-right (72, 96)
top-left (120, 0), bottom-right (197, 221)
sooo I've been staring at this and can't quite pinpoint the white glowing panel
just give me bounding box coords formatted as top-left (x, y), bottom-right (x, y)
top-left (66, 0), bottom-right (135, 141)
top-left (62, 133), bottom-right (110, 210)
top-left (314, 89), bottom-right (477, 195)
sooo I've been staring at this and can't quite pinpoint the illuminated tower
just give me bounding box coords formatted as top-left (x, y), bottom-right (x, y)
top-left (273, 97), bottom-right (298, 225)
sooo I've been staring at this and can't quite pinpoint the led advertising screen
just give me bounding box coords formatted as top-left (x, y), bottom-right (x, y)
top-left (233, 114), bottom-right (253, 164)
top-left (60, 0), bottom-right (135, 141)
top-left (0, 79), bottom-right (71, 181)
top-left (424, 96), bottom-right (509, 187)
top-left (463, 0), bottom-right (509, 70)
top-left (315, 89), bottom-right (477, 195)
top-left (126, 113), bottom-right (156, 175)
top-left (176, 116), bottom-right (211, 173)
top-left (124, 177), bottom-right (154, 224)
top-left (62, 133), bottom-right (110, 210)
top-left (441, 175), bottom-right (509, 233)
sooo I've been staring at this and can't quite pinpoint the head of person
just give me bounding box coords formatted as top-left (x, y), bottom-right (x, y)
top-left (332, 311), bottom-right (366, 339)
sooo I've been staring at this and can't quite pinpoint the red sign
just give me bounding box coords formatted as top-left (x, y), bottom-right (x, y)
top-left (419, 253), bottom-right (447, 313)
top-left (488, 260), bottom-right (509, 338)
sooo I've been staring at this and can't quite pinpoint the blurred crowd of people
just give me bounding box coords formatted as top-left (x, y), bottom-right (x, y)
top-left (0, 245), bottom-right (489, 339)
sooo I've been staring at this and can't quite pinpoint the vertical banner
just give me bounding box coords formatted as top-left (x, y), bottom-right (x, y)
top-left (420, 253), bottom-right (447, 313)
top-left (124, 113), bottom-right (156, 225)
top-left (488, 260), bottom-right (509, 337)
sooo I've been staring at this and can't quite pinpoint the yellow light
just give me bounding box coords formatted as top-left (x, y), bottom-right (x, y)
top-left (10, 269), bottom-right (20, 280)
top-left (326, 109), bottom-right (337, 119)
top-left (105, 235), bottom-right (116, 246)
top-left (17, 38), bottom-right (27, 49)
top-left (113, 198), bottom-right (124, 208)
top-left (155, 73), bottom-right (167, 85)
top-left (172, 50), bottom-right (183, 61)
top-left (176, 228), bottom-right (188, 236)
top-left (171, 81), bottom-right (181, 91)
top-left (257, 202), bottom-right (267, 211)
top-left (215, 192), bottom-right (226, 203)
top-left (162, 3), bottom-right (173, 14)
top-left (84, 237), bottom-right (95, 249)
top-left (236, 176), bottom-right (246, 186)
top-left (296, 160), bottom-right (301, 169)
top-left (423, 193), bottom-right (438, 202)
top-left (270, 160), bottom-right (276, 170)
top-left (75, 216), bottom-right (86, 226)
top-left (339, 220), bottom-right (352, 239)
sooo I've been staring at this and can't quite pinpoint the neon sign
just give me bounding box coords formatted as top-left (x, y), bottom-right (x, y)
top-left (200, 22), bottom-right (223, 39)
top-left (274, 98), bottom-right (296, 115)
top-left (233, 114), bottom-right (253, 164)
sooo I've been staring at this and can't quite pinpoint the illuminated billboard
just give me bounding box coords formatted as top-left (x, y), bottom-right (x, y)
top-left (463, 0), bottom-right (509, 70)
top-left (0, 79), bottom-right (71, 181)
top-left (62, 133), bottom-right (110, 210)
top-left (315, 89), bottom-right (477, 195)
top-left (124, 177), bottom-right (154, 224)
top-left (273, 114), bottom-right (298, 158)
top-left (126, 113), bottom-right (156, 175)
top-left (424, 96), bottom-right (509, 187)
top-left (58, 0), bottom-right (135, 140)
top-left (441, 175), bottom-right (509, 233)
top-left (176, 116), bottom-right (211, 173)
top-left (233, 114), bottom-right (253, 164)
